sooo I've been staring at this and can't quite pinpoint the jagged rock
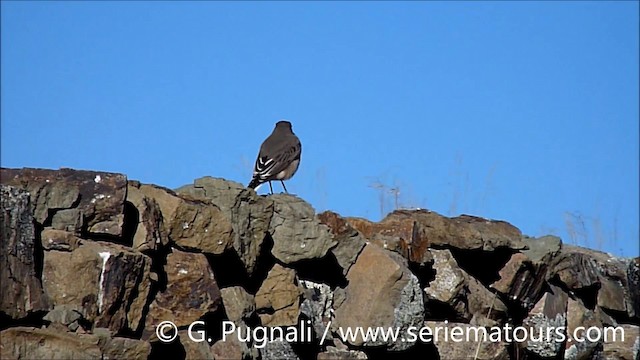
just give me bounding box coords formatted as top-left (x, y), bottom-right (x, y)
top-left (299, 279), bottom-right (334, 341)
top-left (134, 183), bottom-right (234, 254)
top-left (601, 324), bottom-right (640, 360)
top-left (221, 286), bottom-right (255, 323)
top-left (260, 340), bottom-right (299, 360)
top-left (255, 263), bottom-right (301, 326)
top-left (426, 249), bottom-right (508, 325)
top-left (0, 327), bottom-right (103, 359)
top-left (179, 330), bottom-right (215, 360)
top-left (176, 176), bottom-right (273, 275)
top-left (317, 211), bottom-right (367, 275)
top-left (317, 347), bottom-right (368, 359)
top-left (42, 241), bottom-right (152, 333)
top-left (521, 284), bottom-right (567, 358)
top-left (425, 321), bottom-right (510, 360)
top-left (491, 235), bottom-right (561, 309)
top-left (1, 167), bottom-right (127, 237)
top-left (127, 181), bottom-right (169, 252)
top-left (564, 297), bottom-right (601, 360)
top-left (0, 185), bottom-right (51, 318)
top-left (146, 248), bottom-right (222, 333)
top-left (347, 210), bottom-right (524, 265)
top-left (333, 244), bottom-right (424, 350)
top-left (269, 194), bottom-right (337, 264)
top-left (551, 245), bottom-right (634, 319)
top-left (43, 305), bottom-right (83, 330)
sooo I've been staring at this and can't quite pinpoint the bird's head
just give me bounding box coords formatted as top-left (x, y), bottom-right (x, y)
top-left (275, 120), bottom-right (292, 131)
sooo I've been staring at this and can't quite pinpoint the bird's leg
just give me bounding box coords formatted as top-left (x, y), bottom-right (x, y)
top-left (280, 181), bottom-right (288, 194)
top-left (268, 181), bottom-right (273, 195)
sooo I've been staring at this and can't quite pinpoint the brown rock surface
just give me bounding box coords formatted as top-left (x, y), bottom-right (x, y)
top-left (425, 321), bottom-right (510, 360)
top-left (255, 263), bottom-right (301, 326)
top-left (146, 248), bottom-right (222, 332)
top-left (176, 176), bottom-right (273, 275)
top-left (333, 243), bottom-right (424, 350)
top-left (0, 327), bottom-right (103, 360)
top-left (1, 167), bottom-right (127, 237)
top-left (317, 211), bottom-right (367, 275)
top-left (426, 249), bottom-right (508, 325)
top-left (127, 181), bottom-right (169, 252)
top-left (42, 241), bottom-right (152, 332)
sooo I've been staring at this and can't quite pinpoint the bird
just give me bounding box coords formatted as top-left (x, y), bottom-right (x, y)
top-left (248, 120), bottom-right (301, 194)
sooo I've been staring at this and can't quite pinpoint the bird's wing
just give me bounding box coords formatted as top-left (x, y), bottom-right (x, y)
top-left (253, 136), bottom-right (301, 181)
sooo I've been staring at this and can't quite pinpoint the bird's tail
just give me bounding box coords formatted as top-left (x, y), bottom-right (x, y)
top-left (248, 177), bottom-right (261, 189)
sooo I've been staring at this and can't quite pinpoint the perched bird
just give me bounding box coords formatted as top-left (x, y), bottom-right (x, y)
top-left (248, 120), bottom-right (301, 194)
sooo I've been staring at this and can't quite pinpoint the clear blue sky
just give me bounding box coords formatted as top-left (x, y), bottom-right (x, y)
top-left (2, 2), bottom-right (638, 257)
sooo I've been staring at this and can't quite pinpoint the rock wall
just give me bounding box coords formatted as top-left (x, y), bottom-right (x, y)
top-left (1, 167), bottom-right (638, 360)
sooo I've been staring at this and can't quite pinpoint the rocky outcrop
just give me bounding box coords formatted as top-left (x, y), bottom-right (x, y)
top-left (1, 167), bottom-right (638, 360)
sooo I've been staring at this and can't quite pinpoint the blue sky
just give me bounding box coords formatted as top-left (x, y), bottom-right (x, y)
top-left (2, 2), bottom-right (638, 257)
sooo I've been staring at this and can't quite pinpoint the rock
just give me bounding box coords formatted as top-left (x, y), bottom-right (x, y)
top-left (333, 244), bottom-right (424, 350)
top-left (521, 284), bottom-right (568, 358)
top-left (260, 340), bottom-right (299, 360)
top-left (135, 183), bottom-right (234, 255)
top-left (176, 176), bottom-right (273, 275)
top-left (255, 264), bottom-right (301, 327)
top-left (426, 249), bottom-right (507, 325)
top-left (221, 286), bottom-right (255, 323)
top-left (99, 336), bottom-right (152, 360)
top-left (211, 335), bottom-right (246, 360)
top-left (40, 228), bottom-right (83, 251)
top-left (522, 235), bottom-right (563, 263)
top-left (347, 210), bottom-right (525, 255)
top-left (51, 209), bottom-right (83, 233)
top-left (491, 235), bottom-right (562, 309)
top-left (146, 248), bottom-right (221, 333)
top-left (564, 297), bottom-right (601, 360)
top-left (43, 305), bottom-right (82, 328)
top-left (1, 167), bottom-right (127, 237)
top-left (601, 324), bottom-right (640, 360)
top-left (317, 346), bottom-right (368, 360)
top-left (1, 185), bottom-right (51, 319)
top-left (628, 257), bottom-right (640, 320)
top-left (42, 241), bottom-right (152, 333)
top-left (299, 279), bottom-right (334, 341)
top-left (550, 245), bottom-right (634, 319)
top-left (425, 321), bottom-right (510, 360)
top-left (179, 330), bottom-right (214, 360)
top-left (0, 327), bottom-right (103, 360)
top-left (317, 211), bottom-right (367, 275)
top-left (126, 181), bottom-right (169, 252)
top-left (269, 194), bottom-right (337, 264)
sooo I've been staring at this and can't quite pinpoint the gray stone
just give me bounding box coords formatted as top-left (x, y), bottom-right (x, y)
top-left (269, 194), bottom-right (337, 264)
top-left (221, 286), bottom-right (255, 323)
top-left (299, 279), bottom-right (334, 341)
top-left (176, 176), bottom-right (273, 275)
top-left (260, 340), bottom-right (299, 360)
